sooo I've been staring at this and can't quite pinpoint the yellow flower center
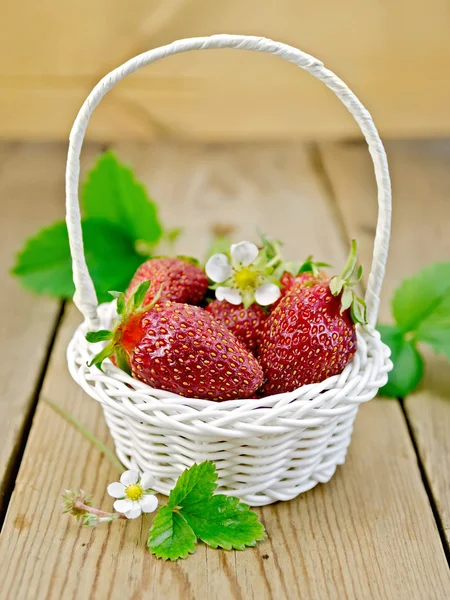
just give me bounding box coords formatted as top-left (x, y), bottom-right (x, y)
top-left (234, 268), bottom-right (258, 290)
top-left (125, 483), bottom-right (144, 501)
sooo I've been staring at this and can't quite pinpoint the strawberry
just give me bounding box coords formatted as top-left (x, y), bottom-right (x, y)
top-left (258, 241), bottom-right (365, 395)
top-left (125, 257), bottom-right (208, 306)
top-left (205, 299), bottom-right (268, 354)
top-left (272, 257), bottom-right (329, 310)
top-left (86, 282), bottom-right (263, 401)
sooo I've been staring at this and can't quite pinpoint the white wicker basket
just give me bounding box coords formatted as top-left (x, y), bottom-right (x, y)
top-left (66, 34), bottom-right (392, 506)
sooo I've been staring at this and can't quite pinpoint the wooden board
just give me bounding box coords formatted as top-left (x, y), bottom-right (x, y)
top-left (0, 143), bottom-right (63, 518)
top-left (319, 139), bottom-right (450, 545)
top-left (0, 142), bottom-right (449, 598)
top-left (1, 1), bottom-right (450, 140)
top-left (0, 142), bottom-right (102, 520)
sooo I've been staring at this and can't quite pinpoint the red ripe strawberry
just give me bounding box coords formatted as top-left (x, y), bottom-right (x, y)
top-left (205, 300), bottom-right (268, 354)
top-left (86, 282), bottom-right (263, 401)
top-left (273, 257), bottom-right (330, 309)
top-left (258, 241), bottom-right (365, 395)
top-left (125, 257), bottom-right (208, 306)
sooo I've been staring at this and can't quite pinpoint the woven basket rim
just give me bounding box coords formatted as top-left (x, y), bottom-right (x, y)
top-left (68, 301), bottom-right (391, 418)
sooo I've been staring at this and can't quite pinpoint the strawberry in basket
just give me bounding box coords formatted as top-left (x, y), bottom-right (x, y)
top-left (258, 241), bottom-right (365, 395)
top-left (271, 256), bottom-right (330, 310)
top-left (205, 300), bottom-right (268, 354)
top-left (86, 281), bottom-right (263, 401)
top-left (125, 257), bottom-right (208, 306)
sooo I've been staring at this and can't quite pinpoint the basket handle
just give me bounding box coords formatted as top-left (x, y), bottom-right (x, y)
top-left (66, 34), bottom-right (391, 329)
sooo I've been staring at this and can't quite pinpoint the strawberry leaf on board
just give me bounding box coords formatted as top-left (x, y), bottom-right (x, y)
top-left (181, 494), bottom-right (266, 551)
top-left (378, 325), bottom-right (424, 398)
top-left (167, 461), bottom-right (218, 509)
top-left (392, 262), bottom-right (450, 333)
top-left (83, 151), bottom-right (163, 246)
top-left (147, 462), bottom-right (265, 561)
top-left (148, 506), bottom-right (197, 561)
top-left (11, 219), bottom-right (143, 303)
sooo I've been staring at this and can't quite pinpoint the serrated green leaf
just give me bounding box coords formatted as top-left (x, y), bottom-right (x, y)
top-left (167, 462), bottom-right (217, 509)
top-left (83, 151), bottom-right (163, 245)
top-left (12, 219), bottom-right (143, 303)
top-left (148, 506), bottom-right (197, 561)
top-left (378, 325), bottom-right (424, 397)
top-left (392, 262), bottom-right (450, 333)
top-left (181, 494), bottom-right (266, 551)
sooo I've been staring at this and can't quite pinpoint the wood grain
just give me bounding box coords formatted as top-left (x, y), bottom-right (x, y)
top-left (1, 142), bottom-right (449, 598)
top-left (0, 142), bottom-right (102, 519)
top-left (319, 139), bottom-right (450, 545)
top-left (0, 143), bottom-right (63, 517)
top-left (1, 1), bottom-right (450, 140)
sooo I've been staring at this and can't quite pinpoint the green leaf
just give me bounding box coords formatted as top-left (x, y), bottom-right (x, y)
top-left (392, 262), bottom-right (450, 333)
top-left (12, 219), bottom-right (143, 303)
top-left (415, 295), bottom-right (450, 360)
top-left (148, 506), bottom-right (197, 561)
top-left (148, 461), bottom-right (266, 560)
top-left (329, 276), bottom-right (344, 296)
top-left (341, 287), bottom-right (353, 312)
top-left (11, 221), bottom-right (78, 299)
top-left (133, 280), bottom-right (151, 309)
top-left (378, 325), bottom-right (424, 397)
top-left (167, 462), bottom-right (217, 509)
top-left (83, 151), bottom-right (163, 245)
top-left (85, 330), bottom-right (113, 343)
top-left (176, 255), bottom-right (200, 267)
top-left (181, 494), bottom-right (266, 551)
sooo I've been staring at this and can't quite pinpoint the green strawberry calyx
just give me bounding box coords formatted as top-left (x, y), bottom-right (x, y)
top-left (85, 280), bottom-right (161, 372)
top-left (329, 240), bottom-right (367, 325)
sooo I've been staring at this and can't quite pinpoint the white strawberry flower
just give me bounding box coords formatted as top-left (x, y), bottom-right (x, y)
top-left (205, 241), bottom-right (281, 308)
top-left (107, 470), bottom-right (158, 520)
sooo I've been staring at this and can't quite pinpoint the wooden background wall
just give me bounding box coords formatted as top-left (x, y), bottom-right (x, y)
top-left (1, 0), bottom-right (450, 141)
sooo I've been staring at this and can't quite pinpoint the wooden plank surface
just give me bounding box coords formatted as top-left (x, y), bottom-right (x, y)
top-left (319, 139), bottom-right (450, 546)
top-left (0, 142), bottom-right (102, 520)
top-left (1, 142), bottom-right (449, 599)
top-left (2, 1), bottom-right (450, 140)
top-left (0, 143), bottom-right (63, 518)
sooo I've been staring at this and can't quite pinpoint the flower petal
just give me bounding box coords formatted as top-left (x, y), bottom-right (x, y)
top-left (139, 494), bottom-right (159, 513)
top-left (230, 241), bottom-right (259, 266)
top-left (114, 498), bottom-right (133, 513)
top-left (107, 482), bottom-right (126, 499)
top-left (120, 470), bottom-right (139, 486)
top-left (124, 503), bottom-right (142, 520)
top-left (216, 287), bottom-right (242, 305)
top-left (205, 254), bottom-right (232, 283)
top-left (255, 283), bottom-right (281, 306)
top-left (140, 472), bottom-right (155, 490)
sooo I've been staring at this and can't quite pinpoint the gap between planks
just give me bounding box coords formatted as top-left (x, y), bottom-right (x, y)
top-left (0, 302), bottom-right (65, 529)
top-left (317, 139), bottom-right (450, 562)
top-left (0, 142), bottom-right (102, 526)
